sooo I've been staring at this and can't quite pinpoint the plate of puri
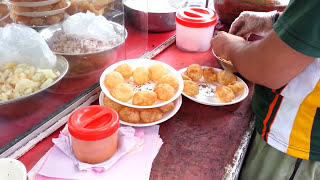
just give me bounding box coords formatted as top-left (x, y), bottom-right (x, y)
top-left (178, 64), bottom-right (249, 106)
top-left (99, 59), bottom-right (184, 126)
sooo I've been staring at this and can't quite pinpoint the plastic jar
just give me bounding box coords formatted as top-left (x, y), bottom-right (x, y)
top-left (68, 105), bottom-right (119, 164)
top-left (176, 7), bottom-right (217, 52)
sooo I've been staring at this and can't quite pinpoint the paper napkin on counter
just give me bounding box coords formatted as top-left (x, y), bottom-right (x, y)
top-left (29, 125), bottom-right (162, 180)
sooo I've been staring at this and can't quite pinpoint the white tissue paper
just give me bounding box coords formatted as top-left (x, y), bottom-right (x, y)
top-left (0, 24), bottom-right (56, 69)
top-left (62, 11), bottom-right (116, 41)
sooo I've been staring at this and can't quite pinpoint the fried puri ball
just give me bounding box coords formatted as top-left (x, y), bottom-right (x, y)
top-left (133, 67), bottom-right (149, 85)
top-left (183, 80), bottom-right (199, 96)
top-left (181, 74), bottom-right (192, 81)
top-left (103, 95), bottom-right (124, 113)
top-left (111, 83), bottom-right (133, 102)
top-left (216, 86), bottom-right (235, 103)
top-left (203, 67), bottom-right (217, 82)
top-left (154, 83), bottom-right (175, 101)
top-left (227, 81), bottom-right (244, 94)
top-left (159, 102), bottom-right (174, 113)
top-left (140, 108), bottom-right (163, 123)
top-left (119, 107), bottom-right (140, 123)
top-left (132, 90), bottom-right (157, 106)
top-left (158, 74), bottom-right (179, 89)
top-left (149, 63), bottom-right (167, 81)
top-left (104, 71), bottom-right (124, 89)
top-left (217, 70), bottom-right (237, 85)
top-left (187, 64), bottom-right (203, 81)
top-left (114, 63), bottom-right (133, 79)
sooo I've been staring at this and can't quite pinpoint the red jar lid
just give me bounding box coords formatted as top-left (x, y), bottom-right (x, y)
top-left (68, 105), bottom-right (119, 141)
top-left (176, 7), bottom-right (217, 28)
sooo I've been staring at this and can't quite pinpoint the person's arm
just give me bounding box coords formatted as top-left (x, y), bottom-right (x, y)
top-left (211, 30), bottom-right (315, 89)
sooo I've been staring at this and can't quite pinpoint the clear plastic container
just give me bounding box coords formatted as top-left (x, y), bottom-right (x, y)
top-left (176, 7), bottom-right (217, 53)
top-left (68, 105), bottom-right (119, 164)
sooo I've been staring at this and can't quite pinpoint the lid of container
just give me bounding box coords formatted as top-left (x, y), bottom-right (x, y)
top-left (68, 105), bottom-right (119, 141)
top-left (176, 7), bottom-right (217, 28)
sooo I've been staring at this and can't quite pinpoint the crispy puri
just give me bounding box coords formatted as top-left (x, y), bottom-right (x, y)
top-left (203, 67), bottom-right (217, 82)
top-left (154, 84), bottom-right (175, 101)
top-left (159, 102), bottom-right (174, 113)
top-left (215, 86), bottom-right (235, 103)
top-left (149, 63), bottom-right (167, 81)
top-left (181, 74), bottom-right (192, 81)
top-left (132, 67), bottom-right (149, 85)
top-left (158, 74), bottom-right (179, 89)
top-left (187, 64), bottom-right (203, 81)
top-left (183, 80), bottom-right (199, 96)
top-left (103, 95), bottom-right (124, 113)
top-left (140, 108), bottom-right (163, 123)
top-left (114, 63), bottom-right (133, 79)
top-left (119, 107), bottom-right (140, 123)
top-left (104, 71), bottom-right (124, 89)
top-left (132, 90), bottom-right (157, 106)
top-left (227, 81), bottom-right (244, 94)
top-left (217, 70), bottom-right (237, 85)
top-left (111, 83), bottom-right (133, 102)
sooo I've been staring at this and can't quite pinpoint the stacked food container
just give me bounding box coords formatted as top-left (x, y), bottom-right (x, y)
top-left (6, 0), bottom-right (70, 27)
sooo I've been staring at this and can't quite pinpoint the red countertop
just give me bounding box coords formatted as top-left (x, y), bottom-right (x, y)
top-left (17, 24), bottom-right (254, 179)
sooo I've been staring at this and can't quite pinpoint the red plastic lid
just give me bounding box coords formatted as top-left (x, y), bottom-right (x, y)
top-left (176, 7), bottom-right (217, 28)
top-left (68, 105), bottom-right (119, 141)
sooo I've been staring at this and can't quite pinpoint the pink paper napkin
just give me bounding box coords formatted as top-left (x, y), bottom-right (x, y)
top-left (31, 125), bottom-right (162, 180)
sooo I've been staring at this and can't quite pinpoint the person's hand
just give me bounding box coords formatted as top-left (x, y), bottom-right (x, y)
top-left (211, 31), bottom-right (247, 61)
top-left (229, 11), bottom-right (278, 40)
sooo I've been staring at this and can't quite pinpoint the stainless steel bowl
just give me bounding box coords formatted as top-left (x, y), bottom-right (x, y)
top-left (0, 56), bottom-right (69, 117)
top-left (212, 50), bottom-right (237, 73)
top-left (39, 22), bottom-right (127, 77)
top-left (124, 2), bottom-right (176, 32)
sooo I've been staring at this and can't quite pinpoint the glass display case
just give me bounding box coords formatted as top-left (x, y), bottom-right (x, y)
top-left (0, 0), bottom-right (160, 158)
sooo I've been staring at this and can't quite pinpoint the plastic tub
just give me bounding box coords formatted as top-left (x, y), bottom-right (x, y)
top-left (176, 7), bottom-right (217, 52)
top-left (11, 12), bottom-right (65, 26)
top-left (68, 105), bottom-right (119, 164)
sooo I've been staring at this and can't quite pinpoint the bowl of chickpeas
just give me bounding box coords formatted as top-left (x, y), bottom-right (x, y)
top-left (0, 55), bottom-right (69, 117)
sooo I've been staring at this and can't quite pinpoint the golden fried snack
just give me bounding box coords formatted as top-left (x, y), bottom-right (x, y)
top-left (216, 86), bottom-right (235, 103)
top-left (132, 90), bottom-right (157, 106)
top-left (111, 83), bottom-right (133, 102)
top-left (181, 74), bottom-right (192, 81)
top-left (203, 67), bottom-right (217, 82)
top-left (119, 107), bottom-right (140, 123)
top-left (159, 102), bottom-right (174, 113)
top-left (158, 74), bottom-right (179, 89)
top-left (149, 63), bottom-right (167, 81)
top-left (187, 64), bottom-right (203, 81)
top-left (183, 80), bottom-right (199, 96)
top-left (154, 84), bottom-right (175, 101)
top-left (132, 67), bottom-right (149, 85)
top-left (217, 70), bottom-right (237, 85)
top-left (104, 71), bottom-right (124, 89)
top-left (114, 63), bottom-right (133, 79)
top-left (140, 108), bottom-right (163, 123)
top-left (103, 95), bottom-right (124, 113)
top-left (227, 81), bottom-right (245, 94)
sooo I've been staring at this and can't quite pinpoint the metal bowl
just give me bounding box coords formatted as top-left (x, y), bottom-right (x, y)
top-left (0, 56), bottom-right (69, 117)
top-left (212, 50), bottom-right (237, 73)
top-left (124, 1), bottom-right (176, 32)
top-left (39, 22), bottom-right (127, 77)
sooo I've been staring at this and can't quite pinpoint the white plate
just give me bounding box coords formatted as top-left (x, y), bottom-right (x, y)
top-left (6, 0), bottom-right (60, 7)
top-left (178, 67), bottom-right (249, 106)
top-left (100, 59), bottom-right (184, 109)
top-left (99, 91), bottom-right (183, 127)
top-left (11, 1), bottom-right (70, 17)
top-left (0, 158), bottom-right (26, 180)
